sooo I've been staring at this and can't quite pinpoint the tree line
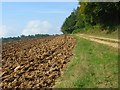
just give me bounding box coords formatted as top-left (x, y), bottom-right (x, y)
top-left (61, 2), bottom-right (120, 34)
top-left (2, 34), bottom-right (50, 43)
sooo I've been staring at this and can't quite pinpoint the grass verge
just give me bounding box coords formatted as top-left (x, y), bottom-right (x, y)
top-left (54, 35), bottom-right (118, 88)
top-left (76, 29), bottom-right (118, 39)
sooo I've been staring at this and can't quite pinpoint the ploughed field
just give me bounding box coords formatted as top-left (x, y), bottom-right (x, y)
top-left (1, 35), bottom-right (76, 88)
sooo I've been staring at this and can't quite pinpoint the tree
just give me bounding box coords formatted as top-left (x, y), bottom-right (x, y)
top-left (61, 2), bottom-right (120, 34)
top-left (61, 9), bottom-right (77, 34)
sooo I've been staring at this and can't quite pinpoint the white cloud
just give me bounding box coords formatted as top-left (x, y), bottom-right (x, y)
top-left (0, 25), bottom-right (18, 38)
top-left (0, 25), bottom-right (8, 38)
top-left (22, 20), bottom-right (52, 35)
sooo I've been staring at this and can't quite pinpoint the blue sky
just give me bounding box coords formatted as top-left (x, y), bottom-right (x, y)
top-left (1, 2), bottom-right (78, 37)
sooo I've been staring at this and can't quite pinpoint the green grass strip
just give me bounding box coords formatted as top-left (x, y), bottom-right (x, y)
top-left (54, 35), bottom-right (118, 88)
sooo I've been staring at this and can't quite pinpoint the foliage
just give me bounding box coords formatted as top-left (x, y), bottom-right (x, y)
top-left (2, 34), bottom-right (50, 43)
top-left (61, 9), bottom-right (77, 34)
top-left (61, 2), bottom-right (120, 34)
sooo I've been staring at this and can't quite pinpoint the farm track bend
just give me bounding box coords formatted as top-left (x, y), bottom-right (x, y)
top-left (76, 34), bottom-right (119, 49)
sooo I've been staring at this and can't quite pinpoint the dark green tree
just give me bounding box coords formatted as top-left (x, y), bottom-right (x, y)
top-left (61, 2), bottom-right (120, 34)
top-left (61, 9), bottom-right (77, 34)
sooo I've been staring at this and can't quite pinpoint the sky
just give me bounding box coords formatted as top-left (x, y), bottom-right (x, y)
top-left (0, 2), bottom-right (79, 38)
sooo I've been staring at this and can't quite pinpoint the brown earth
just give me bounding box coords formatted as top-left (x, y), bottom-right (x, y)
top-left (1, 35), bottom-right (76, 88)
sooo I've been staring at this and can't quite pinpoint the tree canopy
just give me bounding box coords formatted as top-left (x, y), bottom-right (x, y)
top-left (61, 2), bottom-right (120, 34)
top-left (2, 34), bottom-right (50, 43)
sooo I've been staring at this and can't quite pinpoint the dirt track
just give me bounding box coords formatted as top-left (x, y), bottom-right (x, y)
top-left (76, 34), bottom-right (119, 49)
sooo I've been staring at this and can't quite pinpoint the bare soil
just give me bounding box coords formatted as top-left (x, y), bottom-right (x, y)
top-left (1, 35), bottom-right (76, 88)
